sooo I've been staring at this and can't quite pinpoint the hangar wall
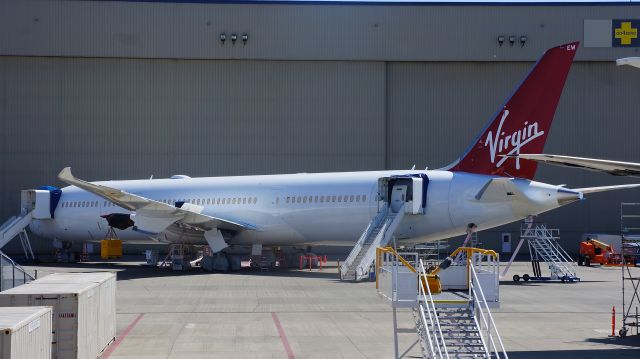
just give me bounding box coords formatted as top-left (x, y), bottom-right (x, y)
top-left (1, 0), bottom-right (640, 254)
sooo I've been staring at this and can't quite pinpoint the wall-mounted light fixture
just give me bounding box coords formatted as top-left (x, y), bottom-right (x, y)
top-left (231, 33), bottom-right (237, 44)
top-left (509, 36), bottom-right (516, 47)
top-left (219, 33), bottom-right (226, 44)
top-left (242, 33), bottom-right (248, 45)
top-left (497, 35), bottom-right (505, 47)
top-left (520, 35), bottom-right (528, 47)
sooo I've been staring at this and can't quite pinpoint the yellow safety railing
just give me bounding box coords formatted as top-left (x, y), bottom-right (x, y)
top-left (376, 246), bottom-right (416, 289)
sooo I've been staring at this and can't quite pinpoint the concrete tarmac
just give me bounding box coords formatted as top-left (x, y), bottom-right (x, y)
top-left (23, 260), bottom-right (640, 358)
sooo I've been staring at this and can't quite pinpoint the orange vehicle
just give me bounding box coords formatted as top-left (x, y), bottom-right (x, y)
top-left (578, 238), bottom-right (619, 266)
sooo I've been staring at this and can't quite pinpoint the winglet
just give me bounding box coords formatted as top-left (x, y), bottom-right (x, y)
top-left (58, 167), bottom-right (75, 184)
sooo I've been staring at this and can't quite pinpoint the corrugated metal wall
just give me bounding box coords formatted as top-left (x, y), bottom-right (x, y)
top-left (2, 1), bottom-right (640, 254)
top-left (0, 57), bottom-right (386, 214)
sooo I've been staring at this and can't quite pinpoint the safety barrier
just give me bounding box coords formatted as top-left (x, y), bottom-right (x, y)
top-left (0, 250), bottom-right (36, 292)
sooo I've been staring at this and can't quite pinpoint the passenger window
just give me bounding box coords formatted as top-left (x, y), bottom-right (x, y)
top-left (244, 198), bottom-right (248, 204)
top-left (297, 196), bottom-right (301, 203)
top-left (356, 195), bottom-right (361, 202)
top-left (303, 196), bottom-right (307, 203)
top-left (363, 195), bottom-right (367, 202)
top-left (332, 195), bottom-right (336, 202)
top-left (253, 197), bottom-right (257, 204)
top-left (350, 195), bottom-right (354, 202)
top-left (314, 196), bottom-right (318, 203)
top-left (217, 198), bottom-right (221, 204)
top-left (286, 197), bottom-right (290, 204)
top-left (338, 196), bottom-right (342, 203)
top-left (320, 196), bottom-right (324, 203)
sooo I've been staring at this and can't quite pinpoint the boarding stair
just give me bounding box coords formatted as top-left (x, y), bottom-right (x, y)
top-left (340, 203), bottom-right (406, 281)
top-left (521, 222), bottom-right (578, 282)
top-left (0, 212), bottom-right (35, 260)
top-left (377, 247), bottom-right (507, 358)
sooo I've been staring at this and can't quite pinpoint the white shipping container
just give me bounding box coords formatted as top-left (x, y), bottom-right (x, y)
top-left (0, 272), bottom-right (117, 359)
top-left (34, 272), bottom-right (116, 353)
top-left (0, 306), bottom-right (52, 359)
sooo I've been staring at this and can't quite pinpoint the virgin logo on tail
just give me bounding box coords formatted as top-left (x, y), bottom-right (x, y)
top-left (485, 109), bottom-right (544, 170)
top-left (449, 41), bottom-right (579, 180)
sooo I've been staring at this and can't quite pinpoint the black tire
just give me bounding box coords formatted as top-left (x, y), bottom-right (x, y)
top-left (523, 274), bottom-right (530, 282)
top-left (577, 256), bottom-right (583, 266)
top-left (620, 328), bottom-right (628, 338)
top-left (513, 275), bottom-right (520, 282)
top-left (585, 257), bottom-right (591, 267)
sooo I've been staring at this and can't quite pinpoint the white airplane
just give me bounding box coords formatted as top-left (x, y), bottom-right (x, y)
top-left (23, 42), bottom-right (640, 254)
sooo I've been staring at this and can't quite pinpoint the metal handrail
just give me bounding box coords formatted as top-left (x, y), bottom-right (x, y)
top-left (354, 203), bottom-right (405, 280)
top-left (340, 203), bottom-right (389, 277)
top-left (470, 264), bottom-right (508, 358)
top-left (0, 250), bottom-right (36, 292)
top-left (530, 225), bottom-right (577, 277)
top-left (418, 259), bottom-right (449, 358)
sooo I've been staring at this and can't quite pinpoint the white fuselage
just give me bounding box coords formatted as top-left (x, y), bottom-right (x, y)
top-left (29, 170), bottom-right (571, 247)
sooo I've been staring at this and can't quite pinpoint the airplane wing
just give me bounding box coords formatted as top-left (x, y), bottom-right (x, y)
top-left (507, 154), bottom-right (640, 177)
top-left (58, 167), bottom-right (257, 234)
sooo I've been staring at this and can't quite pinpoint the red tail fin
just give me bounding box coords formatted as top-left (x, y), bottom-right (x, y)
top-left (449, 42), bottom-right (579, 180)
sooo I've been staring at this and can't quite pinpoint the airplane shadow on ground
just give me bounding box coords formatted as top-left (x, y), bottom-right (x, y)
top-left (30, 260), bottom-right (343, 281)
top-left (499, 280), bottom-right (609, 286)
top-left (505, 337), bottom-right (640, 358)
top-left (509, 348), bottom-right (640, 359)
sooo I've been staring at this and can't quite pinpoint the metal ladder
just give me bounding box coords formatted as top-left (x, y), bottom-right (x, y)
top-left (522, 223), bottom-right (578, 281)
top-left (620, 203), bottom-right (640, 337)
top-left (413, 258), bottom-right (508, 358)
top-left (341, 203), bottom-right (405, 281)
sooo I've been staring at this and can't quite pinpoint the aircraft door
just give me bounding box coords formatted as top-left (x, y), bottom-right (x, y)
top-left (390, 185), bottom-right (407, 213)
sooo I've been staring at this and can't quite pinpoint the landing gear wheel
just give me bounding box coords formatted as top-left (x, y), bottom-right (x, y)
top-left (620, 328), bottom-right (628, 338)
top-left (523, 274), bottom-right (530, 282)
top-left (513, 275), bottom-right (520, 282)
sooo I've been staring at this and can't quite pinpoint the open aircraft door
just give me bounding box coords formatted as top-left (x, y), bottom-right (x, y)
top-left (378, 174), bottom-right (428, 215)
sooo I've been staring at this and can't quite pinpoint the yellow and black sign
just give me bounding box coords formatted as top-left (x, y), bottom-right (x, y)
top-left (613, 20), bottom-right (639, 47)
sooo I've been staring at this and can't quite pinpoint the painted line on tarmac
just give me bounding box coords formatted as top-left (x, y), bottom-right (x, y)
top-left (272, 312), bottom-right (296, 359)
top-left (100, 313), bottom-right (145, 358)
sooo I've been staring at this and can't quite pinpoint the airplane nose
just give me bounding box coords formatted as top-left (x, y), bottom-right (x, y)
top-left (556, 188), bottom-right (583, 205)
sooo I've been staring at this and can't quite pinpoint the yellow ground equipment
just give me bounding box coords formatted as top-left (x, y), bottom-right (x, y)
top-left (101, 239), bottom-right (122, 259)
top-left (101, 227), bottom-right (122, 259)
top-left (375, 246), bottom-right (442, 294)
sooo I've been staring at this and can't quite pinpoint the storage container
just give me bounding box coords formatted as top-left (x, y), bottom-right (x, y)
top-left (0, 272), bottom-right (116, 359)
top-left (34, 272), bottom-right (117, 355)
top-left (0, 306), bottom-right (52, 359)
top-left (100, 239), bottom-right (122, 259)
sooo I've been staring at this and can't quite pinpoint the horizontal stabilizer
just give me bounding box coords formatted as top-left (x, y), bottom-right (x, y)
top-left (507, 154), bottom-right (640, 177)
top-left (573, 184), bottom-right (640, 194)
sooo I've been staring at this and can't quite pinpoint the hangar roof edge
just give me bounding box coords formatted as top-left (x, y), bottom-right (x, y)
top-left (88, 0), bottom-right (640, 5)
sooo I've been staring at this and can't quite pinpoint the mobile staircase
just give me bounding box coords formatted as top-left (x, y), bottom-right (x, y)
top-left (502, 219), bottom-right (579, 283)
top-left (341, 203), bottom-right (405, 280)
top-left (377, 246), bottom-right (507, 358)
top-left (0, 212), bottom-right (34, 260)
